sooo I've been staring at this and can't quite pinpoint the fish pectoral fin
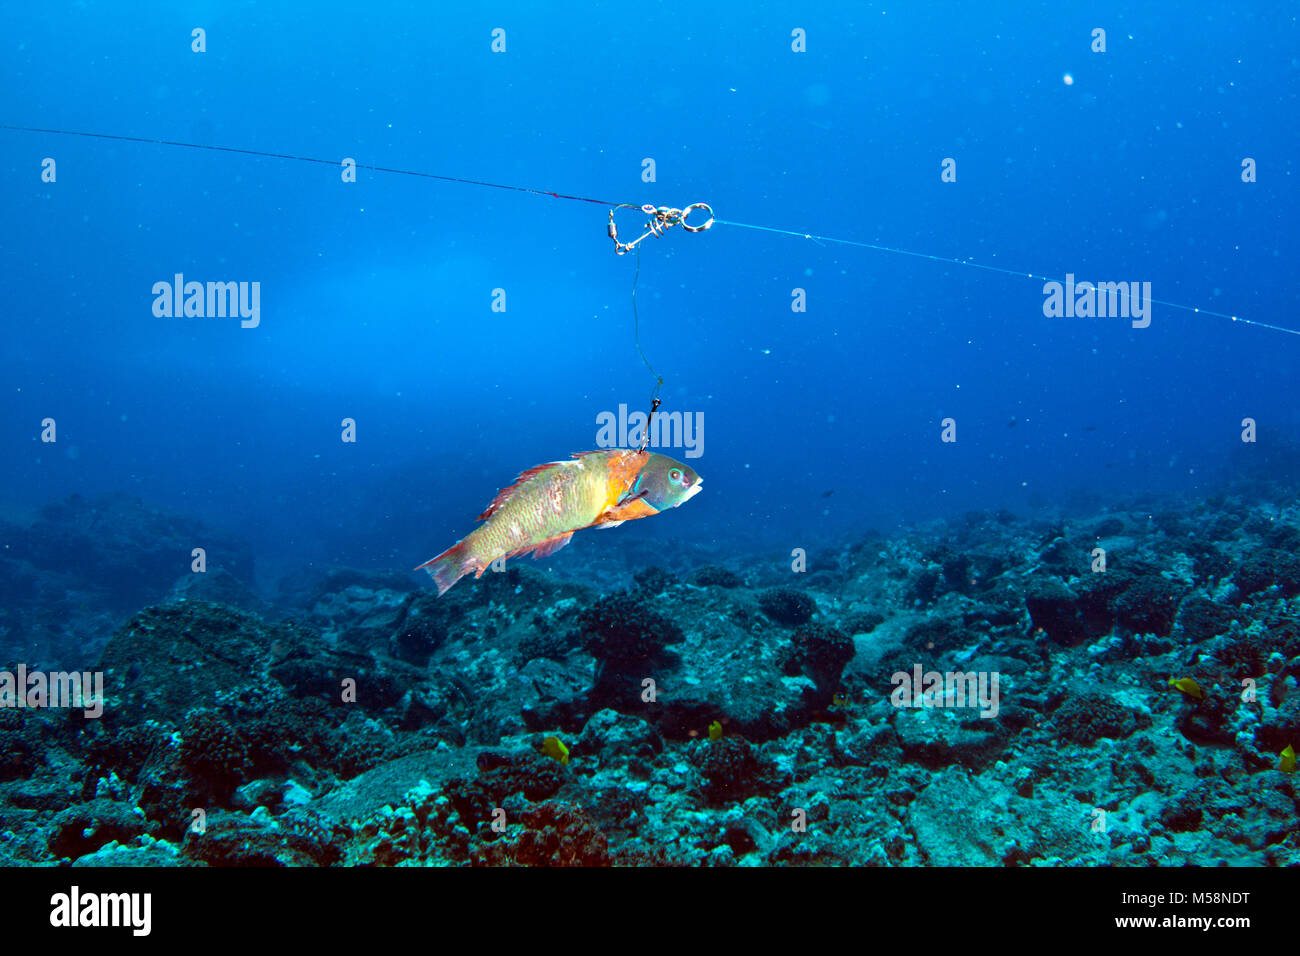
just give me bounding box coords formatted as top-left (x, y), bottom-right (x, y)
top-left (530, 531), bottom-right (574, 559)
top-left (597, 498), bottom-right (662, 525)
top-left (594, 520), bottom-right (625, 530)
top-left (615, 489), bottom-right (647, 507)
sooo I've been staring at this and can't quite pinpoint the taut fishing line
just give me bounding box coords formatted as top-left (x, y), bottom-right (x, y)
top-left (629, 245), bottom-right (664, 442)
top-left (4, 123), bottom-right (1293, 337)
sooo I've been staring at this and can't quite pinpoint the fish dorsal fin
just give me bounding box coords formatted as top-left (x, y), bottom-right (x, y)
top-left (570, 449), bottom-right (647, 467)
top-left (476, 460), bottom-right (569, 522)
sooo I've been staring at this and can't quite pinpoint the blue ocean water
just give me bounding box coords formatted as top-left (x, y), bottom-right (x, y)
top-left (4, 3), bottom-right (1297, 581)
top-left (3, 1), bottom-right (1300, 880)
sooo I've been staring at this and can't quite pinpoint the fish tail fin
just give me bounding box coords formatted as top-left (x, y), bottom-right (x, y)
top-left (414, 541), bottom-right (477, 596)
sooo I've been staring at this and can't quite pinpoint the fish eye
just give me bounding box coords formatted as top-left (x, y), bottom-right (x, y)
top-left (670, 468), bottom-right (682, 481)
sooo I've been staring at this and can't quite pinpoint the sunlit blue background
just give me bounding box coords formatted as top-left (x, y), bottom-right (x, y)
top-left (3, 2), bottom-right (1297, 586)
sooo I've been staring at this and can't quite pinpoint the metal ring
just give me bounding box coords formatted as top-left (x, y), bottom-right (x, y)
top-left (680, 202), bottom-right (715, 232)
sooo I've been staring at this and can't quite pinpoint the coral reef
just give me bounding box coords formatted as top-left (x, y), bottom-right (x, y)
top-left (4, 487), bottom-right (1300, 867)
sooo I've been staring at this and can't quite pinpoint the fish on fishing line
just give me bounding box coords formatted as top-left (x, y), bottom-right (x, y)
top-left (416, 449), bottom-right (702, 595)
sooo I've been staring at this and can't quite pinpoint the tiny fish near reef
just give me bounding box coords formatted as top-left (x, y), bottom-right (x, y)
top-left (541, 735), bottom-right (570, 766)
top-left (1168, 676), bottom-right (1204, 700)
top-left (416, 449), bottom-right (703, 595)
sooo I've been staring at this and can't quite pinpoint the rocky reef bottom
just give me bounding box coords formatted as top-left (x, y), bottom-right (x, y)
top-left (2, 486), bottom-right (1298, 866)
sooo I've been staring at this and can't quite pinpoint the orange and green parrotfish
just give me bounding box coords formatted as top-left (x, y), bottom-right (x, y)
top-left (416, 449), bottom-right (703, 595)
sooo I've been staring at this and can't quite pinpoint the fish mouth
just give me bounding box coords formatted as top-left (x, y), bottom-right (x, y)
top-left (676, 480), bottom-right (703, 506)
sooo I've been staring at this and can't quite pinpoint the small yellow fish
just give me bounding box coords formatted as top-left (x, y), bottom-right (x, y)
top-left (830, 693), bottom-right (852, 711)
top-left (541, 735), bottom-right (569, 766)
top-left (1280, 744), bottom-right (1296, 774)
top-left (1168, 676), bottom-right (1204, 699)
top-left (707, 720), bottom-right (723, 742)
